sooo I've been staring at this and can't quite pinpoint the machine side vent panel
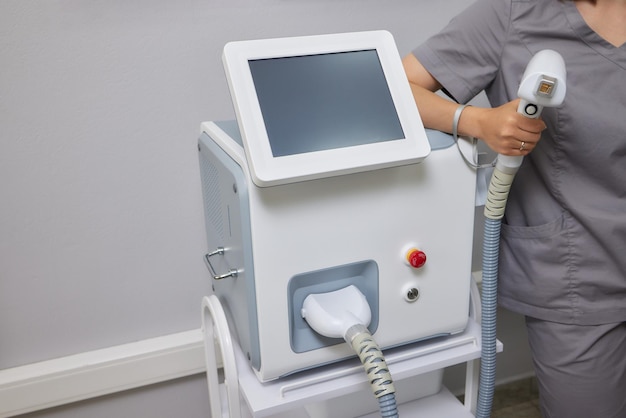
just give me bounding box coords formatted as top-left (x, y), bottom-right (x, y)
top-left (200, 156), bottom-right (225, 241)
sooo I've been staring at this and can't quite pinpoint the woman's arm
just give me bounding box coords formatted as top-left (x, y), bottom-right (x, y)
top-left (402, 53), bottom-right (546, 156)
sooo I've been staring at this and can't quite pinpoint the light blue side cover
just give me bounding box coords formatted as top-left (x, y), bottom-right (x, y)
top-left (198, 126), bottom-right (261, 371)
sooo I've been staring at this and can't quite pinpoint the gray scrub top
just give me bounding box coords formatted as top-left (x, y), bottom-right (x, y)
top-left (414, 0), bottom-right (626, 325)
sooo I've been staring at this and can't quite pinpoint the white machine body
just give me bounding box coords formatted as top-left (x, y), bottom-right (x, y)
top-left (198, 120), bottom-right (477, 382)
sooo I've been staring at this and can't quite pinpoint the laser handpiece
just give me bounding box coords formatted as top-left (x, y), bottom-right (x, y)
top-left (497, 50), bottom-right (567, 173)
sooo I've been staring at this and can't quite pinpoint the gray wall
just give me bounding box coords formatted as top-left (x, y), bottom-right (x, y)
top-left (0, 1), bottom-right (533, 416)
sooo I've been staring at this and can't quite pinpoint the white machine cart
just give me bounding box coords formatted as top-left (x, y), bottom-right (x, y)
top-left (202, 277), bottom-right (502, 418)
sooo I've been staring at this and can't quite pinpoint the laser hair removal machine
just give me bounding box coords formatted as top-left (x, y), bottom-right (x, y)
top-left (199, 31), bottom-right (479, 418)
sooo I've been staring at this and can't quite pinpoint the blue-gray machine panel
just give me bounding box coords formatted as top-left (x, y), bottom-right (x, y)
top-left (198, 125), bottom-right (261, 370)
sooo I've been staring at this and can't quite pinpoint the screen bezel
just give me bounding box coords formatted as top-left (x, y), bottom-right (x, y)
top-left (222, 30), bottom-right (430, 187)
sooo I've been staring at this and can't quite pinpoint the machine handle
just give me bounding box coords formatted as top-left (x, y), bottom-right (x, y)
top-left (204, 247), bottom-right (239, 280)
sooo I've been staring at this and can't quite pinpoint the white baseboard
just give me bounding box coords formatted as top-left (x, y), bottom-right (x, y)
top-left (0, 329), bottom-right (206, 417)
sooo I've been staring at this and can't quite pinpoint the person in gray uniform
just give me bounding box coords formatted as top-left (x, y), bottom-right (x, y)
top-left (403, 0), bottom-right (626, 416)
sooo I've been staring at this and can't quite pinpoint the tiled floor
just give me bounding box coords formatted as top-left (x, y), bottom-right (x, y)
top-left (457, 377), bottom-right (541, 417)
top-left (491, 377), bottom-right (541, 418)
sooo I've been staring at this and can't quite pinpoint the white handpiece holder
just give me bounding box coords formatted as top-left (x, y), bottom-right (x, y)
top-left (301, 285), bottom-right (372, 340)
top-left (497, 49), bottom-right (567, 172)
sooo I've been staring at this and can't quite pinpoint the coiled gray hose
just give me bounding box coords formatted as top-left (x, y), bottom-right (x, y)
top-left (476, 217), bottom-right (501, 418)
top-left (476, 163), bottom-right (516, 418)
top-left (346, 324), bottom-right (399, 418)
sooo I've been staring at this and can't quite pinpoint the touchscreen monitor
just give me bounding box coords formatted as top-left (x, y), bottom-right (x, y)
top-left (223, 30), bottom-right (430, 187)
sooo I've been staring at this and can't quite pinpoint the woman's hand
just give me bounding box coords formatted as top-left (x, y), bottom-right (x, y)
top-left (468, 99), bottom-right (547, 156)
top-left (402, 54), bottom-right (547, 156)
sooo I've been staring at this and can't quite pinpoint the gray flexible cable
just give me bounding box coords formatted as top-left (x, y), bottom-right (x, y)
top-left (475, 216), bottom-right (501, 418)
top-left (484, 168), bottom-right (516, 220)
top-left (345, 324), bottom-right (399, 418)
top-left (476, 164), bottom-right (518, 418)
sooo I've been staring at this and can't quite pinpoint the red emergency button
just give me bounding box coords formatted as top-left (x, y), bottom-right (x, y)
top-left (406, 248), bottom-right (427, 269)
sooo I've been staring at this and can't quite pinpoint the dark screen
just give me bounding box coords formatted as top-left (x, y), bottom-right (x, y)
top-left (248, 50), bottom-right (405, 157)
